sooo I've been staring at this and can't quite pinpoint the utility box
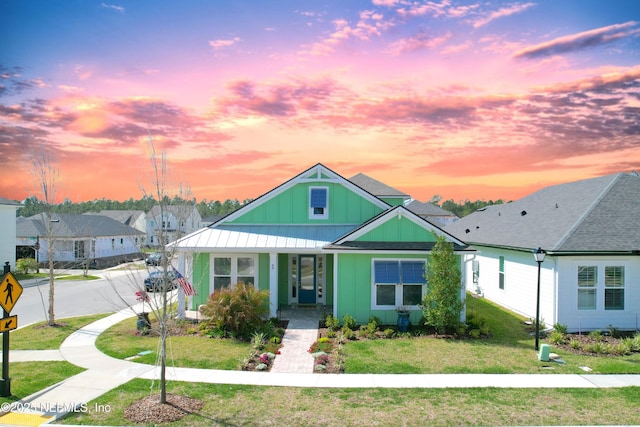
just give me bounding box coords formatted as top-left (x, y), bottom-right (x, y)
top-left (538, 344), bottom-right (551, 361)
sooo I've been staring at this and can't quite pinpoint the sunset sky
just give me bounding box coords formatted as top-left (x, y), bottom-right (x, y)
top-left (2, 0), bottom-right (639, 205)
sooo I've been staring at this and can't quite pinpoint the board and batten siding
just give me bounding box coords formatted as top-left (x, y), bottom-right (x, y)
top-left (336, 252), bottom-right (429, 325)
top-left (354, 215), bottom-right (437, 242)
top-left (227, 182), bottom-right (384, 225)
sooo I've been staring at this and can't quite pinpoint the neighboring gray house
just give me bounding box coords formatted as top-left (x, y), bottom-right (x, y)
top-left (405, 200), bottom-right (458, 226)
top-left (146, 205), bottom-right (202, 248)
top-left (0, 197), bottom-right (21, 271)
top-left (446, 171), bottom-right (640, 332)
top-left (349, 173), bottom-right (410, 207)
top-left (90, 210), bottom-right (147, 234)
top-left (16, 213), bottom-right (145, 267)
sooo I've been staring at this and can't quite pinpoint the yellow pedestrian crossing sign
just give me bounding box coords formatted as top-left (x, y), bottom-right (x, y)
top-left (0, 272), bottom-right (23, 313)
top-left (0, 315), bottom-right (17, 333)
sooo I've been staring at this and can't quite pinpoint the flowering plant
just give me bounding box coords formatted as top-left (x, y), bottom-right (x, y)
top-left (135, 290), bottom-right (150, 312)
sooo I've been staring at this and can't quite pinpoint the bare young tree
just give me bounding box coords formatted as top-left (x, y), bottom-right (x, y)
top-left (140, 136), bottom-right (195, 404)
top-left (29, 151), bottom-right (61, 327)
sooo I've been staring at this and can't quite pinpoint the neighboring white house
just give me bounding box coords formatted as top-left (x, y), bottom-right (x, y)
top-left (0, 197), bottom-right (21, 271)
top-left (16, 213), bottom-right (144, 267)
top-left (146, 205), bottom-right (202, 248)
top-left (446, 171), bottom-right (640, 333)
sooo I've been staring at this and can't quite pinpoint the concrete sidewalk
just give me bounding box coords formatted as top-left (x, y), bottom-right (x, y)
top-left (2, 306), bottom-right (640, 426)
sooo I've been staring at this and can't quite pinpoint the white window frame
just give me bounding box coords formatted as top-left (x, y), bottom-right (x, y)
top-left (577, 265), bottom-right (597, 310)
top-left (371, 259), bottom-right (427, 310)
top-left (576, 262), bottom-right (627, 311)
top-left (604, 265), bottom-right (625, 311)
top-left (210, 254), bottom-right (259, 293)
top-left (309, 186), bottom-right (329, 220)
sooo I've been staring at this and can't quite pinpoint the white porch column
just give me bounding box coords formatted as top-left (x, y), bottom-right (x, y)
top-left (176, 253), bottom-right (186, 319)
top-left (269, 252), bottom-right (278, 317)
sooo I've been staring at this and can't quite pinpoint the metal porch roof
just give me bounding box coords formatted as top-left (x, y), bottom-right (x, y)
top-left (173, 224), bottom-right (357, 251)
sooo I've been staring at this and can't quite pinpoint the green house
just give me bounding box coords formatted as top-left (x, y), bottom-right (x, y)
top-left (172, 164), bottom-right (470, 324)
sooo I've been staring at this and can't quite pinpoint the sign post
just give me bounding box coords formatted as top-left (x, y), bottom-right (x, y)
top-left (0, 262), bottom-right (23, 397)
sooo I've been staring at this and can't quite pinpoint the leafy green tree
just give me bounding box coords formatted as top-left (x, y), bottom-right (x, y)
top-left (16, 258), bottom-right (38, 274)
top-left (422, 235), bottom-right (463, 334)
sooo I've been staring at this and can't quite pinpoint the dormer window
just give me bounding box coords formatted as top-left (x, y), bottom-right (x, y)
top-left (309, 187), bottom-right (328, 219)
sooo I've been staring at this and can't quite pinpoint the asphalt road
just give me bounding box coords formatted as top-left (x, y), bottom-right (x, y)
top-left (11, 264), bottom-right (155, 328)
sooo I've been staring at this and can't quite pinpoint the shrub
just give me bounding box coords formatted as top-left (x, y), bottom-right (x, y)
top-left (548, 330), bottom-right (565, 345)
top-left (368, 316), bottom-right (381, 330)
top-left (553, 323), bottom-right (568, 334)
top-left (200, 282), bottom-right (270, 340)
top-left (341, 326), bottom-right (355, 340)
top-left (342, 314), bottom-right (357, 330)
top-left (324, 314), bottom-right (340, 331)
top-left (16, 258), bottom-right (38, 275)
top-left (383, 328), bottom-right (395, 339)
top-left (589, 330), bottom-right (604, 342)
top-left (569, 339), bottom-right (581, 350)
top-left (359, 323), bottom-right (377, 339)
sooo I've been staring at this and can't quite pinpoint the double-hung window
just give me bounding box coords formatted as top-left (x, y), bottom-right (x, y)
top-left (212, 255), bottom-right (257, 292)
top-left (605, 266), bottom-right (624, 310)
top-left (576, 264), bottom-right (625, 311)
top-left (577, 266), bottom-right (597, 310)
top-left (498, 256), bottom-right (505, 290)
top-left (309, 187), bottom-right (328, 219)
top-left (373, 260), bottom-right (426, 309)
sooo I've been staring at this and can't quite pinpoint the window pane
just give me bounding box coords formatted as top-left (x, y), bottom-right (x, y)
top-left (578, 289), bottom-right (596, 310)
top-left (401, 262), bottom-right (426, 284)
top-left (214, 276), bottom-right (231, 291)
top-left (605, 266), bottom-right (624, 287)
top-left (605, 289), bottom-right (624, 310)
top-left (238, 276), bottom-right (255, 285)
top-left (214, 258), bottom-right (231, 275)
top-left (403, 285), bottom-right (422, 306)
top-left (238, 257), bottom-right (255, 275)
top-left (374, 261), bottom-right (400, 284)
top-left (578, 266), bottom-right (597, 287)
top-left (376, 285), bottom-right (396, 306)
top-left (310, 188), bottom-right (327, 208)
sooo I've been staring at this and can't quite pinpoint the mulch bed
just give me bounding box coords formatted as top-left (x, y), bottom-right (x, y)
top-left (123, 393), bottom-right (203, 424)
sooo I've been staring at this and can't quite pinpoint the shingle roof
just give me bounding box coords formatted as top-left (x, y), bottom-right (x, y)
top-left (445, 171), bottom-right (640, 253)
top-left (0, 197), bottom-right (21, 206)
top-left (18, 213), bottom-right (144, 238)
top-left (91, 210), bottom-right (145, 226)
top-left (349, 173), bottom-right (409, 198)
top-left (405, 200), bottom-right (457, 217)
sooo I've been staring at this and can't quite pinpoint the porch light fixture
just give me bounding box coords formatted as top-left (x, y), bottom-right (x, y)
top-left (533, 247), bottom-right (546, 351)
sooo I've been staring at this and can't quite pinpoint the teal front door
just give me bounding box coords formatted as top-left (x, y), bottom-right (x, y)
top-left (298, 255), bottom-right (316, 304)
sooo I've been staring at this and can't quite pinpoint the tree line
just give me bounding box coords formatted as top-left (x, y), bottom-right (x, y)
top-left (16, 195), bottom-right (252, 219)
top-left (426, 194), bottom-right (506, 218)
top-left (16, 194), bottom-right (506, 220)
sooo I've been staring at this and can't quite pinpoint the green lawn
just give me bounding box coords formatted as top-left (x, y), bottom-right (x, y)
top-left (61, 379), bottom-right (640, 426)
top-left (95, 318), bottom-right (252, 370)
top-left (0, 361), bottom-right (84, 404)
top-left (344, 296), bottom-right (640, 374)
top-left (11, 313), bottom-right (109, 350)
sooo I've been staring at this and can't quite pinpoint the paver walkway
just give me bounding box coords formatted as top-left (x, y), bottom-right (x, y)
top-left (270, 306), bottom-right (323, 373)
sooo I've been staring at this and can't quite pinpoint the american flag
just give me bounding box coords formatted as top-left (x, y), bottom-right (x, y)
top-left (173, 267), bottom-right (196, 296)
